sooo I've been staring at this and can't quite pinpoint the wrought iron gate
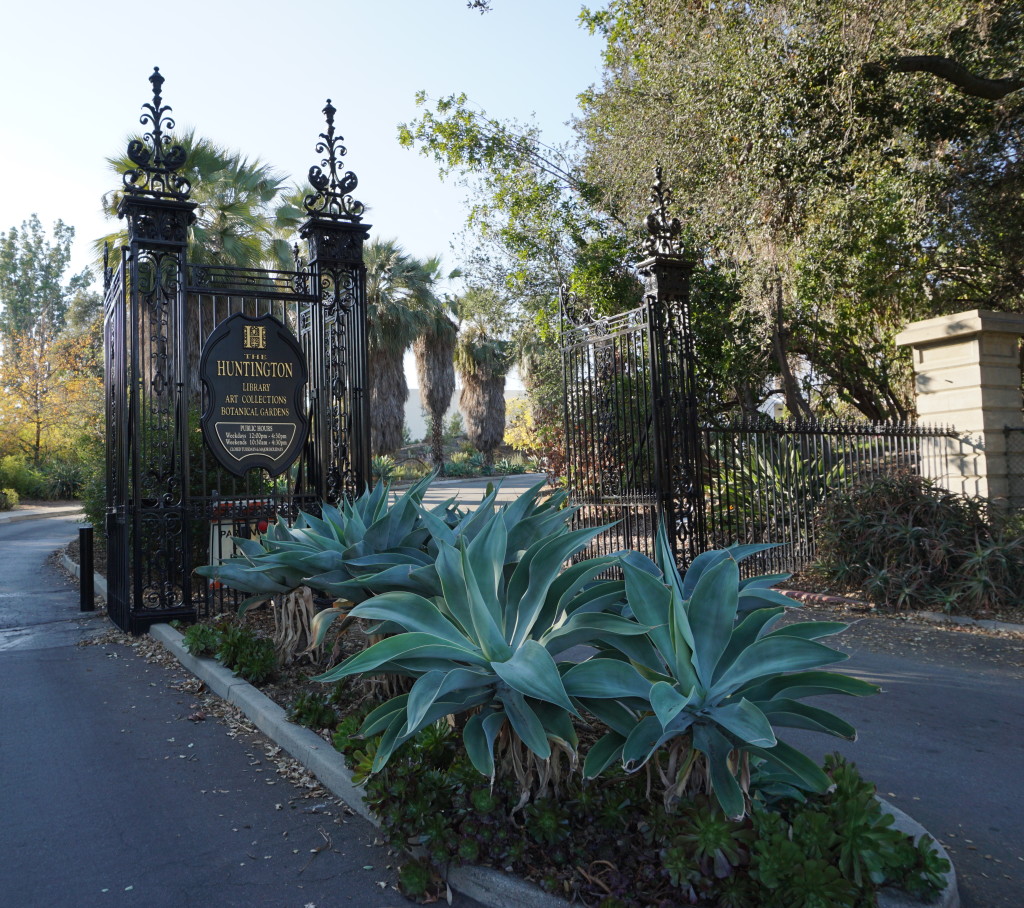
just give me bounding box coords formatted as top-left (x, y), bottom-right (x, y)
top-left (103, 70), bottom-right (370, 633)
top-left (561, 169), bottom-right (706, 566)
top-left (561, 170), bottom-right (961, 576)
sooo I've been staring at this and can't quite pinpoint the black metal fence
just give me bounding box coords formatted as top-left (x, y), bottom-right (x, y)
top-left (1005, 427), bottom-right (1024, 509)
top-left (703, 417), bottom-right (963, 575)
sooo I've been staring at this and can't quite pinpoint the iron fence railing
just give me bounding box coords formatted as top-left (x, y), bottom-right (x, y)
top-left (702, 417), bottom-right (964, 575)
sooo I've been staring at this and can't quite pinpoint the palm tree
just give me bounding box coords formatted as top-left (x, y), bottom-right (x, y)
top-left (96, 132), bottom-right (300, 269)
top-left (413, 297), bottom-right (458, 472)
top-left (365, 239), bottom-right (440, 457)
top-left (455, 322), bottom-right (511, 470)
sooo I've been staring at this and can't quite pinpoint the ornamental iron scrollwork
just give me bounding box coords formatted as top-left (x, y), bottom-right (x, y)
top-left (643, 164), bottom-right (684, 258)
top-left (122, 67), bottom-right (192, 202)
top-left (304, 99), bottom-right (365, 222)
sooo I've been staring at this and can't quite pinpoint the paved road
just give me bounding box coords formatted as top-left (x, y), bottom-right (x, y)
top-left (0, 517), bottom-right (480, 908)
top-left (785, 617), bottom-right (1024, 907)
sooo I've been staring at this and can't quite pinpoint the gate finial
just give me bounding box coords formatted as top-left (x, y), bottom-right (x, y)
top-left (304, 99), bottom-right (364, 222)
top-left (121, 66), bottom-right (191, 201)
top-left (643, 164), bottom-right (684, 257)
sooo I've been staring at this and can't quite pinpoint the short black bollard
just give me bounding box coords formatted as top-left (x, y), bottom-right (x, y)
top-left (79, 524), bottom-right (95, 612)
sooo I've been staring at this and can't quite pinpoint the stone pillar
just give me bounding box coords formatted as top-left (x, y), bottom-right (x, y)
top-left (895, 309), bottom-right (1024, 503)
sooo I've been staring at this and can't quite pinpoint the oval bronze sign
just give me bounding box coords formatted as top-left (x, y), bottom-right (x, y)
top-left (199, 312), bottom-right (308, 477)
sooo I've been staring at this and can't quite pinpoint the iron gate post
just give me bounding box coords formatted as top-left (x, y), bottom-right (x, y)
top-left (108, 67), bottom-right (198, 633)
top-left (299, 99), bottom-right (372, 501)
top-left (637, 167), bottom-right (707, 566)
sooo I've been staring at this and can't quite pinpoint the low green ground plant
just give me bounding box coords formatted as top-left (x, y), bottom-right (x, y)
top-left (815, 472), bottom-right (1024, 615)
top-left (181, 622), bottom-right (221, 657)
top-left (331, 718), bottom-right (947, 907)
top-left (0, 488), bottom-right (19, 510)
top-left (288, 690), bottom-right (339, 730)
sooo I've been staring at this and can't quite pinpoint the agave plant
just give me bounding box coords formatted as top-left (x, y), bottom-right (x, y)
top-left (194, 476), bottom-right (453, 657)
top-left (306, 478), bottom-right (574, 612)
top-left (314, 512), bottom-right (639, 800)
top-left (194, 475), bottom-right (443, 602)
top-left (563, 523), bottom-right (879, 819)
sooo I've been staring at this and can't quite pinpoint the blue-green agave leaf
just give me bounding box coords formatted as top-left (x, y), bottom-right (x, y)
top-left (709, 698), bottom-right (776, 747)
top-left (583, 731), bottom-right (626, 779)
top-left (491, 640), bottom-right (577, 715)
top-left (650, 681), bottom-right (691, 730)
top-left (498, 688), bottom-right (550, 758)
top-left (562, 658), bottom-right (655, 701)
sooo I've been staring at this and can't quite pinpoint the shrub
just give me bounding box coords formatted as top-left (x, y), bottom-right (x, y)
top-left (0, 454), bottom-right (47, 499)
top-left (563, 523), bottom-right (877, 818)
top-left (0, 488), bottom-right (19, 510)
top-left (814, 472), bottom-right (1024, 615)
top-left (494, 456), bottom-right (528, 475)
top-left (371, 454), bottom-right (396, 483)
top-left (315, 517), bottom-right (624, 798)
top-left (42, 459), bottom-right (86, 499)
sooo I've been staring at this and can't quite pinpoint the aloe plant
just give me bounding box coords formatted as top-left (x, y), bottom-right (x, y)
top-left (314, 512), bottom-right (635, 798)
top-left (563, 522), bottom-right (878, 819)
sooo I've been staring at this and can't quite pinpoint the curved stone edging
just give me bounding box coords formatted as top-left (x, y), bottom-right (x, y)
top-left (148, 623), bottom-right (956, 908)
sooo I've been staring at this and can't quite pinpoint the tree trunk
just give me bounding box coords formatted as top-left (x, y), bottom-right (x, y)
top-left (771, 277), bottom-right (812, 420)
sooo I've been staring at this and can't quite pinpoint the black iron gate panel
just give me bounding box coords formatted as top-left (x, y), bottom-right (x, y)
top-left (561, 296), bottom-right (660, 560)
top-left (103, 251), bottom-right (130, 630)
top-left (103, 71), bottom-right (370, 633)
top-left (560, 169), bottom-right (706, 568)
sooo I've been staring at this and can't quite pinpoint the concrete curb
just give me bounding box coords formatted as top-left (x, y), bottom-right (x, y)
top-left (911, 610), bottom-right (1023, 634)
top-left (147, 621), bottom-right (959, 908)
top-left (60, 553), bottom-right (108, 601)
top-left (0, 506), bottom-right (84, 525)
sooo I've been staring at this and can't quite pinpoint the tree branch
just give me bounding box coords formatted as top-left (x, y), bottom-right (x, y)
top-left (866, 55), bottom-right (1023, 100)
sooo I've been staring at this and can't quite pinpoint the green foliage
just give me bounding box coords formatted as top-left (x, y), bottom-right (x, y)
top-left (216, 624), bottom-right (276, 684)
top-left (0, 488), bottom-right (18, 510)
top-left (181, 622), bottom-right (221, 657)
top-left (0, 214), bottom-right (90, 342)
top-left (288, 690), bottom-right (339, 730)
top-left (563, 522), bottom-right (878, 818)
top-left (397, 857), bottom-right (441, 901)
top-left (332, 704), bottom-right (946, 907)
top-left (493, 456), bottom-right (527, 475)
top-left (442, 458), bottom-right (480, 478)
top-left (99, 132), bottom-right (301, 270)
top-left (315, 502), bottom-right (621, 795)
top-left (444, 411), bottom-right (465, 442)
top-left (371, 454), bottom-right (396, 483)
top-left (0, 455), bottom-right (47, 498)
top-left (43, 459), bottom-right (86, 499)
top-left (579, 0), bottom-right (1024, 420)
top-left (815, 472), bottom-right (1024, 615)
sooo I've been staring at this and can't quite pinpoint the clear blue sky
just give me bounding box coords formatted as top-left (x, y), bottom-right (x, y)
top-left (0, 0), bottom-right (603, 288)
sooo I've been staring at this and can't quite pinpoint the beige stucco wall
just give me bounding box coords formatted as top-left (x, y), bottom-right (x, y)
top-left (895, 310), bottom-right (1024, 502)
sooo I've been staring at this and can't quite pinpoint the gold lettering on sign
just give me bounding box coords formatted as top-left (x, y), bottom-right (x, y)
top-left (216, 360), bottom-right (295, 378)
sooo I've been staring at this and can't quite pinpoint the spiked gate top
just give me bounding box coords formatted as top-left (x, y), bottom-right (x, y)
top-left (303, 99), bottom-right (364, 222)
top-left (121, 67), bottom-right (192, 202)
